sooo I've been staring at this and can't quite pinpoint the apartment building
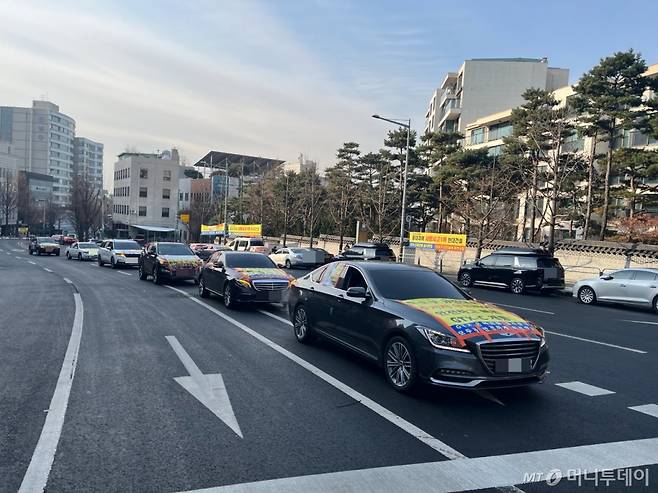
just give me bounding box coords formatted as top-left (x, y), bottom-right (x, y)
top-left (73, 137), bottom-right (104, 190)
top-left (424, 58), bottom-right (569, 135)
top-left (463, 63), bottom-right (658, 239)
top-left (0, 100), bottom-right (103, 207)
top-left (284, 153), bottom-right (317, 174)
top-left (112, 148), bottom-right (180, 237)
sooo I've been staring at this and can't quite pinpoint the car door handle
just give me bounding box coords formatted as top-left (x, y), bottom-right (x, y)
top-left (651, 286), bottom-right (657, 289)
top-left (620, 284), bottom-right (627, 288)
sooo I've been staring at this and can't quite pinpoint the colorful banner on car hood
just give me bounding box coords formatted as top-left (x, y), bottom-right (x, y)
top-left (234, 267), bottom-right (290, 280)
top-left (398, 298), bottom-right (541, 341)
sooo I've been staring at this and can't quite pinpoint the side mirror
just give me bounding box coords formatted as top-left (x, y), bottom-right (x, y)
top-left (600, 275), bottom-right (613, 281)
top-left (346, 286), bottom-right (367, 298)
top-left (214, 260), bottom-right (224, 269)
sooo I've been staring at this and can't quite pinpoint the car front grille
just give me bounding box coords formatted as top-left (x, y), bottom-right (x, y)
top-left (478, 340), bottom-right (540, 373)
top-left (125, 253), bottom-right (140, 258)
top-left (252, 279), bottom-right (289, 291)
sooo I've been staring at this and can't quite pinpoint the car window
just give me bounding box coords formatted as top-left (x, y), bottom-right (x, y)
top-left (71, 242), bottom-right (78, 248)
top-left (115, 241), bottom-right (140, 250)
top-left (339, 267), bottom-right (368, 290)
top-left (310, 265), bottom-right (328, 283)
top-left (633, 271), bottom-right (657, 281)
top-left (494, 255), bottom-right (514, 267)
top-left (346, 247), bottom-right (364, 256)
top-left (157, 243), bottom-right (193, 255)
top-left (612, 270), bottom-right (635, 280)
top-left (513, 256), bottom-right (537, 268)
top-left (280, 249), bottom-right (289, 254)
top-left (322, 262), bottom-right (347, 287)
top-left (537, 257), bottom-right (561, 268)
top-left (79, 242), bottom-right (95, 248)
top-left (370, 269), bottom-right (469, 300)
top-left (238, 240), bottom-right (248, 249)
top-left (249, 239), bottom-right (264, 246)
top-left (479, 255), bottom-right (496, 267)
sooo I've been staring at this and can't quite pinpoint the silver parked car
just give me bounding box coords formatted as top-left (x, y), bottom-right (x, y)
top-left (573, 268), bottom-right (658, 311)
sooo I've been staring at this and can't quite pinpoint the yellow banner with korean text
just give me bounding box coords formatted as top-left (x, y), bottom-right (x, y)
top-left (201, 223), bottom-right (262, 237)
top-left (408, 232), bottom-right (467, 252)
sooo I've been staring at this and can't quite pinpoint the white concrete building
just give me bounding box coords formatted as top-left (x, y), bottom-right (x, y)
top-left (112, 149), bottom-right (180, 238)
top-left (284, 153), bottom-right (317, 174)
top-left (424, 58), bottom-right (569, 135)
top-left (74, 137), bottom-right (104, 190)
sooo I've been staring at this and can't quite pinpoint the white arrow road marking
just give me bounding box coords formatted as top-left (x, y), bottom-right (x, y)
top-left (28, 261), bottom-right (36, 265)
top-left (555, 381), bottom-right (615, 396)
top-left (165, 336), bottom-right (243, 438)
top-left (43, 268), bottom-right (53, 273)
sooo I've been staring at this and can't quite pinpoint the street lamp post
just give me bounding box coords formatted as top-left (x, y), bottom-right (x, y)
top-left (372, 114), bottom-right (411, 262)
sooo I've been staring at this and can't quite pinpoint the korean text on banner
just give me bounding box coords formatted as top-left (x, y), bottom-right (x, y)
top-left (228, 224), bottom-right (262, 237)
top-left (408, 232), bottom-right (466, 252)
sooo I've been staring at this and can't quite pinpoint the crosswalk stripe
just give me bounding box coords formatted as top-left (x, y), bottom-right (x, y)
top-left (555, 381), bottom-right (615, 396)
top-left (629, 404), bottom-right (658, 419)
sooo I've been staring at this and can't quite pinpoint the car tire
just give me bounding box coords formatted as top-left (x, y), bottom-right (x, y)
top-left (383, 336), bottom-right (418, 392)
top-left (285, 259), bottom-right (292, 269)
top-left (459, 271), bottom-right (473, 287)
top-left (223, 282), bottom-right (235, 309)
top-left (293, 305), bottom-right (315, 344)
top-left (198, 276), bottom-right (210, 298)
top-left (138, 264), bottom-right (148, 280)
top-left (578, 286), bottom-right (596, 305)
top-left (653, 296), bottom-right (658, 314)
top-left (510, 277), bottom-right (525, 295)
top-left (98, 256), bottom-right (104, 267)
top-left (111, 257), bottom-right (117, 269)
top-left (66, 252), bottom-right (71, 260)
top-left (78, 253), bottom-right (82, 261)
top-left (152, 265), bottom-right (161, 285)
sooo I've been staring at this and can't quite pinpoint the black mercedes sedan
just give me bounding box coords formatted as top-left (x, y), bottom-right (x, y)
top-left (198, 251), bottom-right (293, 308)
top-left (288, 262), bottom-right (549, 392)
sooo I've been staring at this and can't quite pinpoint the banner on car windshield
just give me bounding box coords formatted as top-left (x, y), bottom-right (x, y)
top-left (408, 232), bottom-right (466, 252)
top-left (201, 223), bottom-right (262, 237)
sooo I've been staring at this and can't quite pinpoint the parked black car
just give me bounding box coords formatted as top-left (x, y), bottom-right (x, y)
top-left (333, 242), bottom-right (396, 262)
top-left (457, 248), bottom-right (565, 294)
top-left (198, 251), bottom-right (293, 308)
top-left (288, 261), bottom-right (548, 392)
top-left (29, 236), bottom-right (61, 256)
top-left (138, 242), bottom-right (203, 284)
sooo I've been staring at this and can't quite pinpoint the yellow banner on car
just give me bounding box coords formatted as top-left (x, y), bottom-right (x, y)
top-left (408, 232), bottom-right (466, 252)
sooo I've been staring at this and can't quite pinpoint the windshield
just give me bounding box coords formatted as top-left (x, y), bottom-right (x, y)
top-left (290, 248), bottom-right (305, 253)
top-left (78, 242), bottom-right (96, 248)
top-left (249, 239), bottom-right (264, 246)
top-left (370, 269), bottom-right (468, 300)
top-left (37, 237), bottom-right (54, 242)
top-left (158, 244), bottom-right (193, 255)
top-left (114, 241), bottom-right (140, 250)
top-left (226, 253), bottom-right (275, 268)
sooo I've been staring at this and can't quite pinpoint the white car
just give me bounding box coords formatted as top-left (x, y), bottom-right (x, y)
top-left (573, 268), bottom-right (658, 311)
top-left (269, 247), bottom-right (325, 269)
top-left (66, 241), bottom-right (99, 261)
top-left (227, 237), bottom-right (269, 253)
top-left (97, 239), bottom-right (143, 268)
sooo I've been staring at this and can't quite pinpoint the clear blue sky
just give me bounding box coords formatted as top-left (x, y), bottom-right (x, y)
top-left (2, 0), bottom-right (657, 187)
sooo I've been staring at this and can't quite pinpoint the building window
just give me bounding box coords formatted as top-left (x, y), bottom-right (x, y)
top-left (161, 207), bottom-right (170, 218)
top-left (488, 122), bottom-right (513, 141)
top-left (139, 187), bottom-right (148, 198)
top-left (184, 192), bottom-right (189, 201)
top-left (179, 192), bottom-right (183, 201)
top-left (163, 170), bottom-right (171, 181)
top-left (138, 206), bottom-right (147, 216)
top-left (470, 127), bottom-right (485, 145)
top-left (162, 188), bottom-right (170, 199)
top-left (140, 168), bottom-right (148, 179)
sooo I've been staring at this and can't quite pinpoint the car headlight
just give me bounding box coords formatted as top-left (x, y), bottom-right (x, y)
top-left (416, 326), bottom-right (469, 352)
top-left (236, 279), bottom-right (251, 289)
top-left (116, 252), bottom-right (125, 256)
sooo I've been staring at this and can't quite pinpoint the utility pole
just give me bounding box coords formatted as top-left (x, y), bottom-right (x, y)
top-left (223, 158), bottom-right (229, 244)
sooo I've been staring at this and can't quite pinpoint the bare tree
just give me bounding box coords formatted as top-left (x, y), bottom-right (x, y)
top-left (69, 173), bottom-right (103, 240)
top-left (0, 170), bottom-right (18, 235)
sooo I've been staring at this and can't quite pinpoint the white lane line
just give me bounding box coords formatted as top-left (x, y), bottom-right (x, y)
top-left (629, 404), bottom-right (658, 419)
top-left (555, 381), bottom-right (615, 397)
top-left (622, 320), bottom-right (658, 326)
top-left (165, 285), bottom-right (465, 459)
top-left (258, 309), bottom-right (293, 326)
top-left (62, 277), bottom-right (73, 285)
top-left (493, 303), bottom-right (554, 315)
top-left (181, 437), bottom-right (658, 493)
top-left (28, 261), bottom-right (36, 265)
top-left (43, 268), bottom-right (53, 273)
top-left (117, 271), bottom-right (132, 276)
top-left (15, 256), bottom-right (21, 259)
top-left (19, 293), bottom-right (84, 493)
top-left (544, 330), bottom-right (647, 354)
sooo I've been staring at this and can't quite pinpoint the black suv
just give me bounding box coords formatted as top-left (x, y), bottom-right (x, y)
top-left (334, 242), bottom-right (397, 262)
top-left (457, 248), bottom-right (565, 294)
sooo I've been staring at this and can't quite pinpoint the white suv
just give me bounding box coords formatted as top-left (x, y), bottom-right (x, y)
top-left (98, 239), bottom-right (143, 268)
top-left (227, 237), bottom-right (268, 253)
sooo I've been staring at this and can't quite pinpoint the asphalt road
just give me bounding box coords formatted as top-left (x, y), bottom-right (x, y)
top-left (1, 237), bottom-right (657, 492)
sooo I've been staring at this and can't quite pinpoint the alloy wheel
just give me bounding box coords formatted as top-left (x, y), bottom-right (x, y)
top-left (511, 278), bottom-right (525, 294)
top-left (386, 341), bottom-right (412, 388)
top-left (579, 287), bottom-right (595, 304)
top-left (294, 307), bottom-right (307, 340)
top-left (459, 272), bottom-right (472, 287)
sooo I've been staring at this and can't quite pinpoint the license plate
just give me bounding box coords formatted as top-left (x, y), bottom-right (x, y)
top-left (495, 358), bottom-right (531, 373)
